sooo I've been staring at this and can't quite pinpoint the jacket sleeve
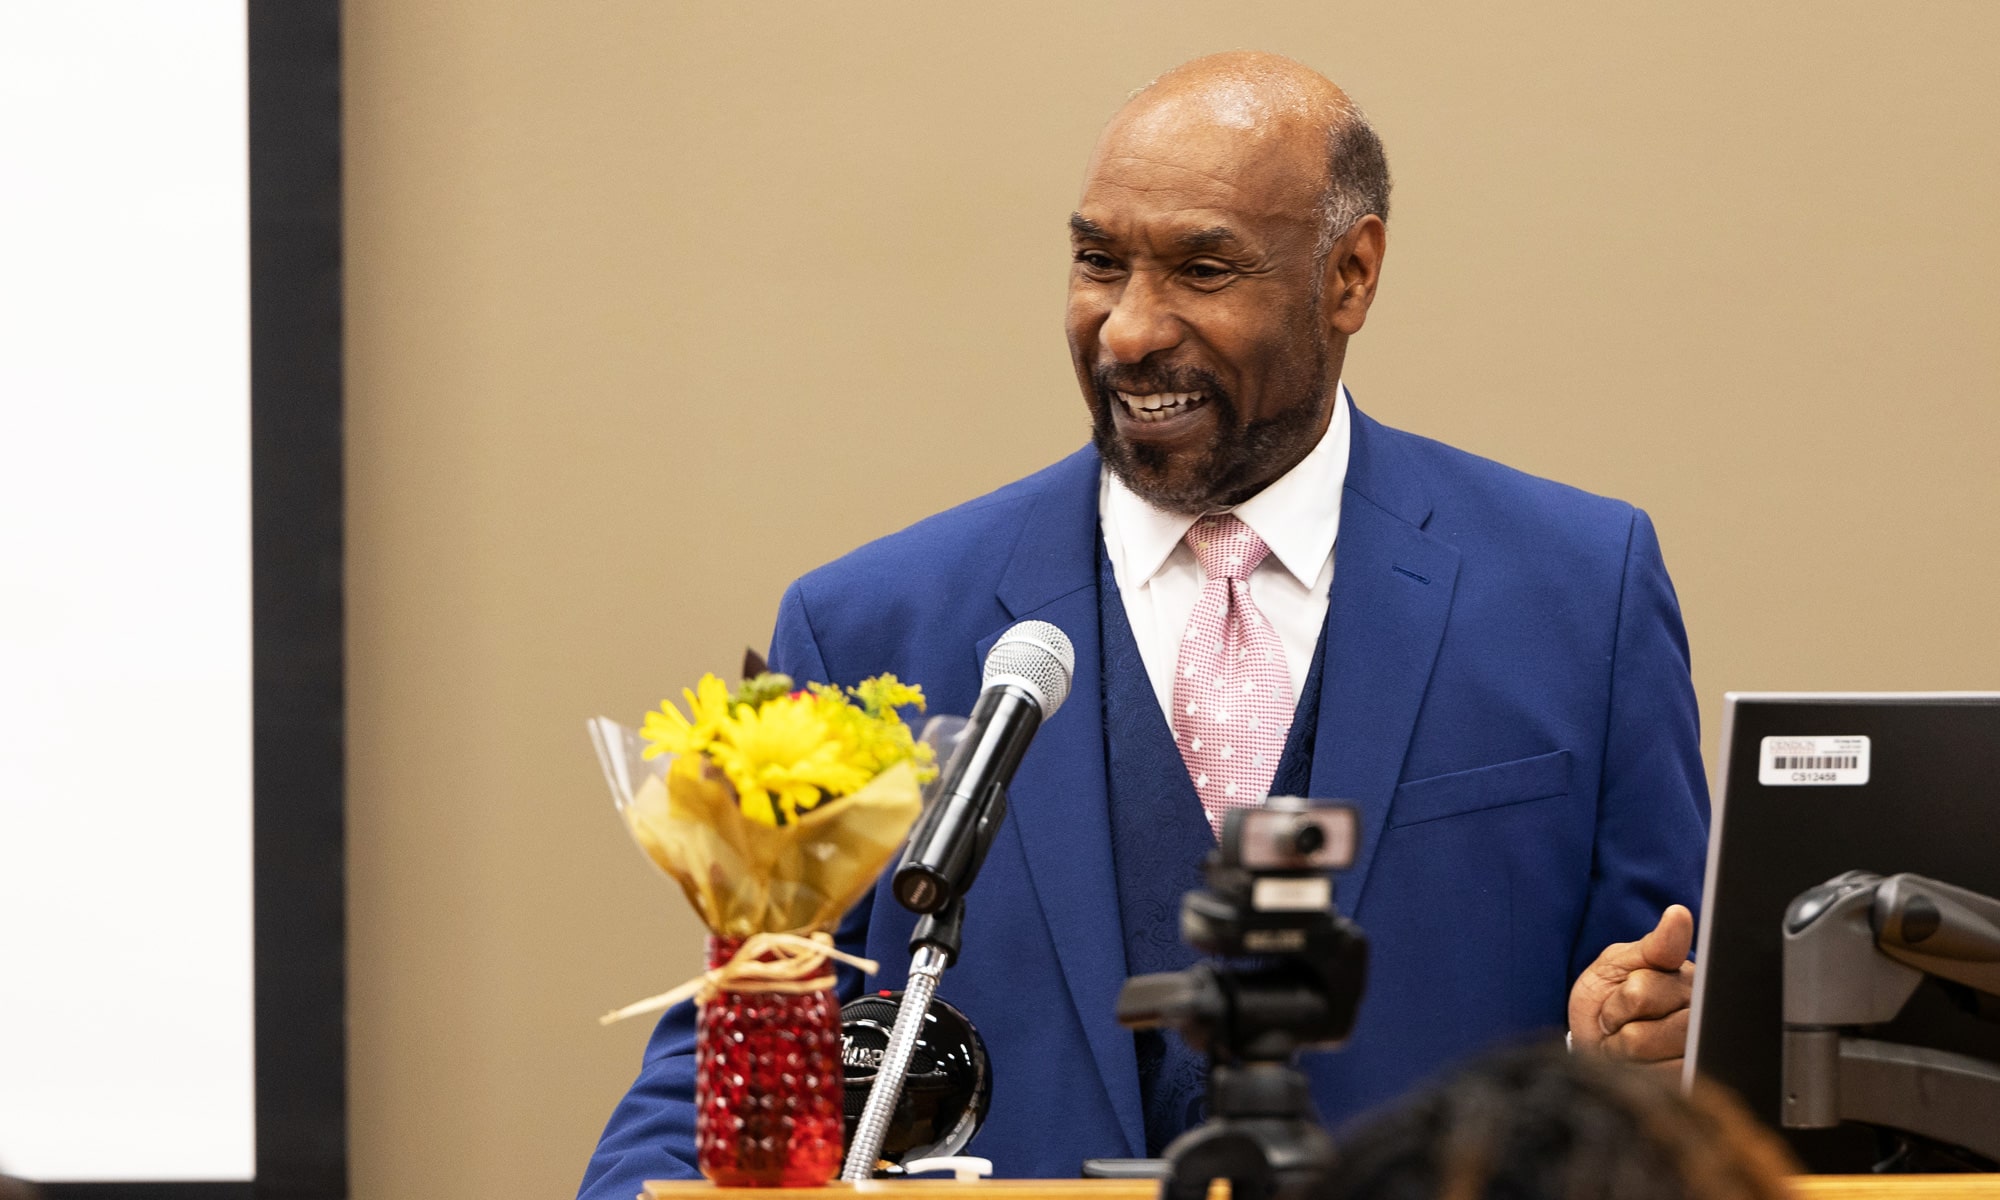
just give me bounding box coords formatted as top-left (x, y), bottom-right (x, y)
top-left (575, 580), bottom-right (867, 1200)
top-left (575, 1003), bottom-right (701, 1199)
top-left (1568, 508), bottom-right (1712, 982)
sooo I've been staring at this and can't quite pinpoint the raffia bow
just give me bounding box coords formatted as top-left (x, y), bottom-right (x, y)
top-left (598, 931), bottom-right (878, 1026)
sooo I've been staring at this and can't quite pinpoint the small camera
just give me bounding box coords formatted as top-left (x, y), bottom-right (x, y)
top-left (1173, 798), bottom-right (1363, 964)
top-left (1231, 799), bottom-right (1357, 873)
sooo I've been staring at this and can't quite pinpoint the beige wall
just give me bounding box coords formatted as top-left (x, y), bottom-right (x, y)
top-left (343, 3), bottom-right (2000, 1196)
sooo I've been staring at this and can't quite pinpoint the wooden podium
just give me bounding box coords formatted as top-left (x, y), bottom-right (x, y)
top-left (642, 1178), bottom-right (2000, 1200)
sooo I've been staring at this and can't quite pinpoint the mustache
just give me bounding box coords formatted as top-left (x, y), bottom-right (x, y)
top-left (1091, 362), bottom-right (1226, 400)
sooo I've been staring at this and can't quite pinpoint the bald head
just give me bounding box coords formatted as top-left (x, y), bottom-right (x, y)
top-left (1129, 50), bottom-right (1355, 130)
top-left (1102, 52), bottom-right (1390, 261)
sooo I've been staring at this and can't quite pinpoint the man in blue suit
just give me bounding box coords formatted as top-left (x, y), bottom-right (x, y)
top-left (580, 51), bottom-right (1707, 1198)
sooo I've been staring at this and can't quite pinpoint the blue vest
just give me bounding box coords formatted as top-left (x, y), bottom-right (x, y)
top-left (1097, 543), bottom-right (1328, 1155)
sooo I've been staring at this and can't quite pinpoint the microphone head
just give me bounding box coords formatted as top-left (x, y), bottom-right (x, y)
top-left (982, 620), bottom-right (1075, 720)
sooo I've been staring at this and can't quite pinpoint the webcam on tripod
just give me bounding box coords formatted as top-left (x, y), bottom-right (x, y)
top-left (1110, 797), bottom-right (1369, 1200)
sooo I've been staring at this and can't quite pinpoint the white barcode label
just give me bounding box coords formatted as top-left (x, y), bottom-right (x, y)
top-left (1759, 735), bottom-right (1870, 786)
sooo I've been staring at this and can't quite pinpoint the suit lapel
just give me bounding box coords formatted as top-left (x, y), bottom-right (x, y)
top-left (982, 447), bottom-right (1144, 1157)
top-left (1310, 408), bottom-right (1460, 912)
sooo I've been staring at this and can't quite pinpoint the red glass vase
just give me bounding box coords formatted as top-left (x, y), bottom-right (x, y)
top-left (695, 935), bottom-right (845, 1186)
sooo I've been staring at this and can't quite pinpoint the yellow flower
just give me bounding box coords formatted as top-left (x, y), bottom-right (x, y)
top-left (811, 675), bottom-right (937, 783)
top-left (852, 675), bottom-right (926, 719)
top-left (643, 670), bottom-right (936, 825)
top-left (708, 692), bottom-right (873, 826)
top-left (639, 673), bottom-right (733, 760)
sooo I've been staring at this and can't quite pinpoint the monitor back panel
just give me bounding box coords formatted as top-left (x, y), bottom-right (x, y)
top-left (1690, 694), bottom-right (2000, 1171)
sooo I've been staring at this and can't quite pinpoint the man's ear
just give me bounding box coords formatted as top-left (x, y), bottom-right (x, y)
top-left (1323, 214), bottom-right (1386, 337)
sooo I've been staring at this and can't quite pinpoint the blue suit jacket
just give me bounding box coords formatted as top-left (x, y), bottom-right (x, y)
top-left (579, 406), bottom-right (1710, 1198)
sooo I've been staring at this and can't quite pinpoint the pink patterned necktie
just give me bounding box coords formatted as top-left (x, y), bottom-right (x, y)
top-left (1171, 513), bottom-right (1297, 834)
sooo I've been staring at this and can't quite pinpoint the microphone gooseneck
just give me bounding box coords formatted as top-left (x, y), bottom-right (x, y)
top-left (842, 944), bottom-right (949, 1181)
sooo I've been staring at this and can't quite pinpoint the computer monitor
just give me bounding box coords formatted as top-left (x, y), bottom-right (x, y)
top-left (1686, 692), bottom-right (2000, 1171)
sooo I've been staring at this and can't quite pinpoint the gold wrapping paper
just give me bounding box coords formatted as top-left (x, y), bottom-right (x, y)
top-left (622, 754), bottom-right (926, 938)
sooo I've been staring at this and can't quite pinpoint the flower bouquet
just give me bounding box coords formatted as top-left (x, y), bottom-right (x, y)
top-left (588, 657), bottom-right (945, 1186)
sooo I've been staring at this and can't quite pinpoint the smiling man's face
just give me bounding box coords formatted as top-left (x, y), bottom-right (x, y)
top-left (1066, 76), bottom-right (1353, 514)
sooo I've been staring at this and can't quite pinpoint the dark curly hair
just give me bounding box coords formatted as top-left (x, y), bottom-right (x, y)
top-left (1322, 1043), bottom-right (1798, 1200)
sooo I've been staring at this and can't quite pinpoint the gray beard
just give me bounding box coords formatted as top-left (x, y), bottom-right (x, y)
top-left (1089, 345), bottom-right (1332, 514)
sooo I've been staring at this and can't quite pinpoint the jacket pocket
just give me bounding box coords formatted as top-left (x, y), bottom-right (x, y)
top-left (1387, 749), bottom-right (1572, 829)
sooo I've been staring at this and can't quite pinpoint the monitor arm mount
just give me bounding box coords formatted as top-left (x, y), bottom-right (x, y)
top-left (1781, 871), bottom-right (2000, 1165)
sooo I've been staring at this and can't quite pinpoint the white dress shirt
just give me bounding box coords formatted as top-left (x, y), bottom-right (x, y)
top-left (1099, 384), bottom-right (1352, 723)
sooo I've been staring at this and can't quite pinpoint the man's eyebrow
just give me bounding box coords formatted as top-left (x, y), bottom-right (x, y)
top-left (1069, 213), bottom-right (1110, 240)
top-left (1175, 226), bottom-right (1239, 252)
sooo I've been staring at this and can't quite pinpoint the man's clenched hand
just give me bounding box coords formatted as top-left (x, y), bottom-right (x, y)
top-left (1569, 904), bottom-right (1695, 1072)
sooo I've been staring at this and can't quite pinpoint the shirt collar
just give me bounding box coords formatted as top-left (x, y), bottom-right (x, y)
top-left (1102, 383), bottom-right (1352, 589)
top-left (1233, 384), bottom-right (1350, 586)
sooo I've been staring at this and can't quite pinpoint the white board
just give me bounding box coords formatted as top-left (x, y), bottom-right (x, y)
top-left (0, 2), bottom-right (256, 1182)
